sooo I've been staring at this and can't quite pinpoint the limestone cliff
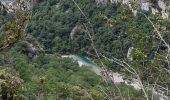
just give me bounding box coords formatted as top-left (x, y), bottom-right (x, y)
top-left (122, 0), bottom-right (170, 20)
top-left (96, 0), bottom-right (170, 20)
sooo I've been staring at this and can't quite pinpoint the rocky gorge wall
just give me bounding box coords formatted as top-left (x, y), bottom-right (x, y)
top-left (1, 0), bottom-right (170, 20)
top-left (96, 0), bottom-right (170, 20)
top-left (124, 0), bottom-right (170, 19)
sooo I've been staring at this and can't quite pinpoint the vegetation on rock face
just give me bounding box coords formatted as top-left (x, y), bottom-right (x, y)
top-left (28, 0), bottom-right (170, 85)
top-left (0, 0), bottom-right (31, 51)
top-left (0, 0), bottom-right (170, 99)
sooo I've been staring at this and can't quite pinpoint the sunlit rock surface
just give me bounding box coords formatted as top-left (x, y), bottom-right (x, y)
top-left (111, 0), bottom-right (170, 20)
top-left (0, 0), bottom-right (33, 12)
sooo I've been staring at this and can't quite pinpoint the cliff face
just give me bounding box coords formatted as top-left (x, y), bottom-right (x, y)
top-left (96, 0), bottom-right (170, 20)
top-left (0, 0), bottom-right (17, 12)
top-left (95, 0), bottom-right (112, 4)
top-left (122, 0), bottom-right (170, 20)
top-left (0, 0), bottom-right (35, 12)
top-left (2, 0), bottom-right (169, 20)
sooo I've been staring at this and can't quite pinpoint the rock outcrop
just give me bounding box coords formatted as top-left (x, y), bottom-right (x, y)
top-left (95, 0), bottom-right (112, 4)
top-left (0, 0), bottom-right (34, 13)
top-left (106, 0), bottom-right (170, 20)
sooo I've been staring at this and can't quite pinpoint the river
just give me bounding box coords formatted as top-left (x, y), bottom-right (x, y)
top-left (61, 55), bottom-right (124, 83)
top-left (62, 55), bottom-right (100, 75)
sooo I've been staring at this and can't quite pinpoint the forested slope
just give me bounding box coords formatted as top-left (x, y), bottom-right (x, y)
top-left (0, 0), bottom-right (170, 99)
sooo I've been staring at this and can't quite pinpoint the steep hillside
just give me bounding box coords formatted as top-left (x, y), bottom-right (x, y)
top-left (0, 0), bottom-right (170, 99)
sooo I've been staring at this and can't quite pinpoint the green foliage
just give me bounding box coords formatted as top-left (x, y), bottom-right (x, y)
top-left (0, 67), bottom-right (25, 100)
top-left (131, 49), bottom-right (145, 60)
top-left (1, 0), bottom-right (170, 99)
top-left (27, 0), bottom-right (170, 95)
top-left (1, 47), bottom-right (104, 99)
top-left (0, 41), bottom-right (146, 99)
